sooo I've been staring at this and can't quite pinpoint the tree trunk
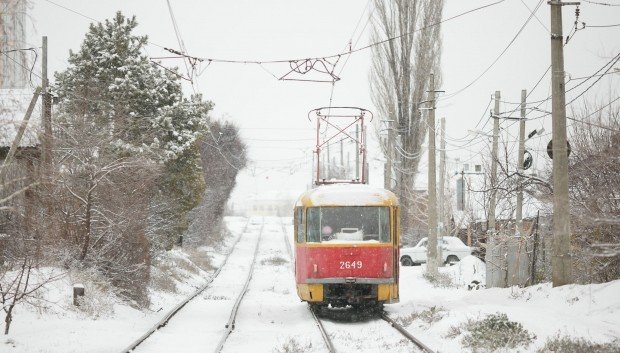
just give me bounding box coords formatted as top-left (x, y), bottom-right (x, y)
top-left (79, 184), bottom-right (94, 261)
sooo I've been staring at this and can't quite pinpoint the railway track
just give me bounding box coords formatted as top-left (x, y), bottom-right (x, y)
top-left (309, 307), bottom-right (437, 353)
top-left (279, 218), bottom-right (435, 352)
top-left (213, 222), bottom-right (264, 353)
top-left (381, 312), bottom-right (437, 353)
top-left (119, 219), bottom-right (253, 353)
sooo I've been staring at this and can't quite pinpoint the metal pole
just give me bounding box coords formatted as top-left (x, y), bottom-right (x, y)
top-left (427, 73), bottom-right (439, 276)
top-left (516, 90), bottom-right (526, 235)
top-left (550, 0), bottom-right (573, 286)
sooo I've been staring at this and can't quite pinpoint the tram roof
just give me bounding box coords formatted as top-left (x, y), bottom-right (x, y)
top-left (295, 184), bottom-right (398, 207)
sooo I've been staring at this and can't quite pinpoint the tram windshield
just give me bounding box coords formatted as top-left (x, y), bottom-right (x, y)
top-left (306, 206), bottom-right (390, 243)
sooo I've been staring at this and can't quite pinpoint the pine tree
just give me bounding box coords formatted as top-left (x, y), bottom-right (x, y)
top-left (52, 12), bottom-right (211, 303)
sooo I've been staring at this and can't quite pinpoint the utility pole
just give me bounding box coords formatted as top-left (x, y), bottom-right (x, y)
top-left (485, 91), bottom-right (502, 288)
top-left (488, 91), bottom-right (500, 233)
top-left (384, 120), bottom-right (394, 190)
top-left (41, 36), bottom-right (53, 180)
top-left (339, 138), bottom-right (344, 176)
top-left (439, 117), bottom-right (447, 237)
top-left (550, 0), bottom-right (574, 286)
top-left (427, 73), bottom-right (439, 276)
top-left (326, 143), bottom-right (331, 179)
top-left (516, 89), bottom-right (526, 235)
top-left (356, 125), bottom-right (360, 181)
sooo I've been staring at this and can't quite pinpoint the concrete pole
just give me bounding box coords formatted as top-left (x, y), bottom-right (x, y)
top-left (516, 90), bottom-right (527, 235)
top-left (356, 125), bottom-right (360, 181)
top-left (488, 91), bottom-right (500, 233)
top-left (439, 117), bottom-right (447, 237)
top-left (550, 0), bottom-right (573, 286)
top-left (427, 73), bottom-right (439, 276)
top-left (385, 121), bottom-right (393, 190)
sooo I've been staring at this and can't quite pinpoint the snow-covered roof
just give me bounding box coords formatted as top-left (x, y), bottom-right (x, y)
top-left (295, 183), bottom-right (398, 207)
top-left (0, 88), bottom-right (41, 148)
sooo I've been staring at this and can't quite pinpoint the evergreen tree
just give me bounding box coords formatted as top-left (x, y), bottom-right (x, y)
top-left (52, 12), bottom-right (211, 303)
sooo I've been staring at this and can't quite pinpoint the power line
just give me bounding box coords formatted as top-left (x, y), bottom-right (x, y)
top-left (582, 0), bottom-right (620, 6)
top-left (42, 0), bottom-right (167, 50)
top-left (188, 0), bottom-right (506, 65)
top-left (566, 52), bottom-right (620, 105)
top-left (165, 0), bottom-right (196, 92)
top-left (586, 23), bottom-right (620, 28)
top-left (440, 0), bottom-right (544, 100)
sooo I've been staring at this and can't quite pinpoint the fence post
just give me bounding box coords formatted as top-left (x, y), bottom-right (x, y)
top-left (73, 284), bottom-right (85, 306)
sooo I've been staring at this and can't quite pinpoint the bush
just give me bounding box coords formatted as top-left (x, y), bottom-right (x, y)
top-left (397, 306), bottom-right (447, 327)
top-left (273, 338), bottom-right (312, 353)
top-left (461, 313), bottom-right (535, 352)
top-left (423, 272), bottom-right (454, 288)
top-left (538, 335), bottom-right (620, 353)
top-left (261, 256), bottom-right (289, 266)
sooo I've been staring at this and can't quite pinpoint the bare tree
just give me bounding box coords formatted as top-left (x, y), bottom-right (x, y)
top-left (370, 0), bottom-right (444, 235)
top-left (47, 103), bottom-right (160, 305)
top-left (564, 98), bottom-right (620, 283)
top-left (186, 120), bottom-right (247, 246)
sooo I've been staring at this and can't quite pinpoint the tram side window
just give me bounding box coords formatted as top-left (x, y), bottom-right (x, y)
top-left (306, 207), bottom-right (321, 242)
top-left (295, 207), bottom-right (305, 243)
top-left (377, 207), bottom-right (390, 243)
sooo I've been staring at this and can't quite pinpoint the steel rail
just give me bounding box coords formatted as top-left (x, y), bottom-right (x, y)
top-left (119, 220), bottom-right (250, 353)
top-left (213, 221), bottom-right (265, 353)
top-left (381, 312), bottom-right (437, 353)
top-left (278, 217), bottom-right (293, 260)
top-left (279, 218), bottom-right (335, 352)
top-left (309, 307), bottom-right (337, 353)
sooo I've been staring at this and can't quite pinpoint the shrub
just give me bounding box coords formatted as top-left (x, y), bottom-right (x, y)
top-left (397, 306), bottom-right (447, 327)
top-left (423, 272), bottom-right (454, 288)
top-left (273, 338), bottom-right (312, 353)
top-left (537, 335), bottom-right (620, 353)
top-left (461, 313), bottom-right (535, 352)
top-left (261, 256), bottom-right (288, 266)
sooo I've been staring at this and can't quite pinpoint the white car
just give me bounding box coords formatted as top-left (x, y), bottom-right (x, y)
top-left (400, 236), bottom-right (472, 266)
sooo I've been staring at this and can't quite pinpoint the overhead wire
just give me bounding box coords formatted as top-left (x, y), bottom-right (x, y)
top-left (42, 0), bottom-right (167, 50)
top-left (165, 0), bottom-right (195, 92)
top-left (439, 0), bottom-right (544, 101)
top-left (581, 0), bottom-right (620, 6)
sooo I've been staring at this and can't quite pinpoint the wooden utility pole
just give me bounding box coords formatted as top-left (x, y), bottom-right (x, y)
top-left (439, 117), bottom-right (447, 238)
top-left (427, 73), bottom-right (439, 276)
top-left (41, 36), bottom-right (53, 179)
top-left (550, 0), bottom-right (574, 286)
top-left (2, 88), bottom-right (41, 171)
top-left (516, 90), bottom-right (527, 235)
top-left (488, 91), bottom-right (500, 233)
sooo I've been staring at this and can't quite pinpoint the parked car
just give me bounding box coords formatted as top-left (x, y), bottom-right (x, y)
top-left (400, 236), bottom-right (472, 266)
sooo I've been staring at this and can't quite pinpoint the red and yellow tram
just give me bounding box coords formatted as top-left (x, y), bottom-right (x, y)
top-left (294, 183), bottom-right (400, 308)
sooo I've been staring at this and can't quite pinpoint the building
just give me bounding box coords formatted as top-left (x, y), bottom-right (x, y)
top-left (0, 0), bottom-right (28, 89)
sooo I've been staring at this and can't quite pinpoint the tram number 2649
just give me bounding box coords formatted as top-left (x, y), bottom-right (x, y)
top-left (340, 260), bottom-right (363, 269)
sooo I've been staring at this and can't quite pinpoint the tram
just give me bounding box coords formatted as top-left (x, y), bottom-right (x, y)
top-left (293, 106), bottom-right (399, 309)
top-left (294, 184), bottom-right (400, 308)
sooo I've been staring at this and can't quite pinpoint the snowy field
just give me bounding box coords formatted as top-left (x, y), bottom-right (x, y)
top-left (3, 216), bottom-right (619, 352)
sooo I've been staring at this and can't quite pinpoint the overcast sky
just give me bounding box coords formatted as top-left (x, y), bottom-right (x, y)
top-left (27, 0), bottom-right (620, 205)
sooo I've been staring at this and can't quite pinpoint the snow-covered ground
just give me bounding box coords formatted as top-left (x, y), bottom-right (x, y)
top-left (4, 216), bottom-right (619, 352)
top-left (392, 258), bottom-right (620, 352)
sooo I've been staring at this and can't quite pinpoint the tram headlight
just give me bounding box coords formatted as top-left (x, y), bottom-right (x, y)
top-left (383, 262), bottom-right (388, 272)
top-left (313, 263), bottom-right (318, 273)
